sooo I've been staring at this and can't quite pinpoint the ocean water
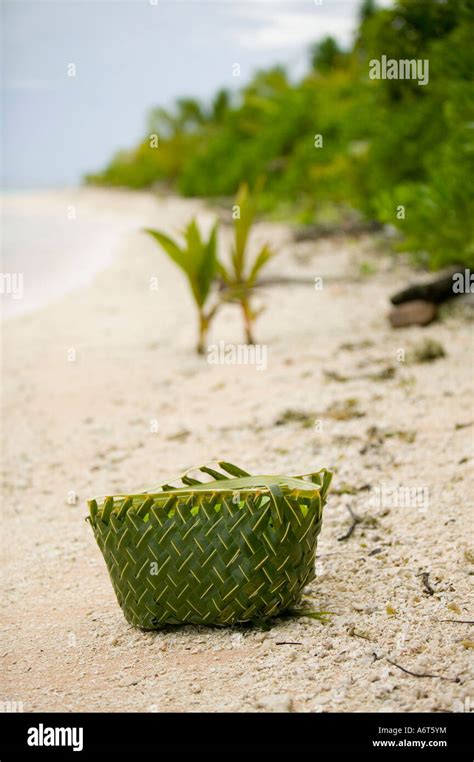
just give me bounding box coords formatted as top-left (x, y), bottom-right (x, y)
top-left (0, 191), bottom-right (129, 319)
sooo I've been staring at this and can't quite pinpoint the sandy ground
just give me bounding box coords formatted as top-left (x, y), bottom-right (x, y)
top-left (1, 187), bottom-right (473, 713)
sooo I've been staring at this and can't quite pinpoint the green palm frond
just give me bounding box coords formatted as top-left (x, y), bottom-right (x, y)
top-left (247, 242), bottom-right (274, 286)
top-left (225, 182), bottom-right (275, 283)
top-left (144, 229), bottom-right (187, 272)
top-left (218, 183), bottom-right (276, 344)
top-left (197, 221), bottom-right (218, 305)
top-left (232, 183), bottom-right (255, 279)
top-left (144, 219), bottom-right (219, 352)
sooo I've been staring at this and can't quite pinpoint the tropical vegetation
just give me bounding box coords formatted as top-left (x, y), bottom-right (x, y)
top-left (88, 0), bottom-right (474, 269)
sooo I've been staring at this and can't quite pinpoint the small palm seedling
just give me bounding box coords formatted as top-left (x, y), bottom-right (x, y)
top-left (145, 219), bottom-right (219, 354)
top-left (219, 183), bottom-right (275, 344)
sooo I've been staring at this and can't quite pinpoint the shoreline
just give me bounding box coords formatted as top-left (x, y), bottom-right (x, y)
top-left (1, 187), bottom-right (173, 320)
top-left (1, 187), bottom-right (472, 712)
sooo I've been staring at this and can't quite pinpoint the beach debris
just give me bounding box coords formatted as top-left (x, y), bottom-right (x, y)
top-left (292, 219), bottom-right (382, 243)
top-left (407, 338), bottom-right (446, 363)
top-left (332, 482), bottom-right (371, 496)
top-left (385, 658), bottom-right (456, 682)
top-left (347, 626), bottom-right (372, 641)
top-left (439, 620), bottom-right (474, 625)
top-left (360, 425), bottom-right (416, 454)
top-left (418, 571), bottom-right (435, 596)
top-left (395, 429), bottom-right (417, 443)
top-left (446, 602), bottom-right (462, 614)
top-left (324, 365), bottom-right (397, 383)
top-left (368, 547), bottom-right (383, 556)
top-left (367, 365), bottom-right (397, 381)
top-left (274, 409), bottom-right (315, 428)
top-left (390, 268), bottom-right (463, 306)
top-left (339, 339), bottom-right (375, 351)
top-left (360, 425), bottom-right (385, 453)
top-left (337, 505), bottom-right (363, 541)
top-left (166, 429), bottom-right (191, 442)
top-left (324, 369), bottom-right (350, 382)
top-left (389, 300), bottom-right (437, 328)
top-left (325, 398), bottom-right (365, 420)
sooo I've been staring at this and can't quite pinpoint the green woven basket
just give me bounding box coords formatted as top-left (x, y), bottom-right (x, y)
top-left (87, 462), bottom-right (332, 629)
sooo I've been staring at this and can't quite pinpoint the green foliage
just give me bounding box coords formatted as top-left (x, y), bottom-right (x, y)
top-left (89, 0), bottom-right (474, 270)
top-left (368, 2), bottom-right (474, 268)
top-left (145, 185), bottom-right (276, 352)
top-left (219, 183), bottom-right (275, 343)
top-left (310, 36), bottom-right (348, 73)
top-left (144, 219), bottom-right (219, 353)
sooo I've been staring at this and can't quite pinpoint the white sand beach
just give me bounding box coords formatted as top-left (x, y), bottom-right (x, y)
top-left (1, 187), bottom-right (473, 712)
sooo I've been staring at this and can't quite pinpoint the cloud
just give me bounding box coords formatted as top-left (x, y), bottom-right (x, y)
top-left (234, 11), bottom-right (355, 50)
top-left (228, 0), bottom-right (393, 51)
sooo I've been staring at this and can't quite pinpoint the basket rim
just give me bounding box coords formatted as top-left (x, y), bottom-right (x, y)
top-left (87, 463), bottom-right (332, 527)
top-left (87, 466), bottom-right (332, 505)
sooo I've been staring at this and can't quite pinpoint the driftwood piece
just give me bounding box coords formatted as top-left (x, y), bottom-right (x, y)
top-left (293, 219), bottom-right (383, 242)
top-left (390, 268), bottom-right (461, 306)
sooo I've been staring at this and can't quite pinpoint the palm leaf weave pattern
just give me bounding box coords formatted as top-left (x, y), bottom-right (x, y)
top-left (88, 462), bottom-right (332, 629)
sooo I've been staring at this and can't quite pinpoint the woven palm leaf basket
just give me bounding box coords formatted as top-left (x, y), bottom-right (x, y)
top-left (87, 461), bottom-right (332, 630)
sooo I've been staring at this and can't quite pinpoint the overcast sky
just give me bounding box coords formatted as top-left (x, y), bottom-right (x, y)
top-left (2, 0), bottom-right (392, 189)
